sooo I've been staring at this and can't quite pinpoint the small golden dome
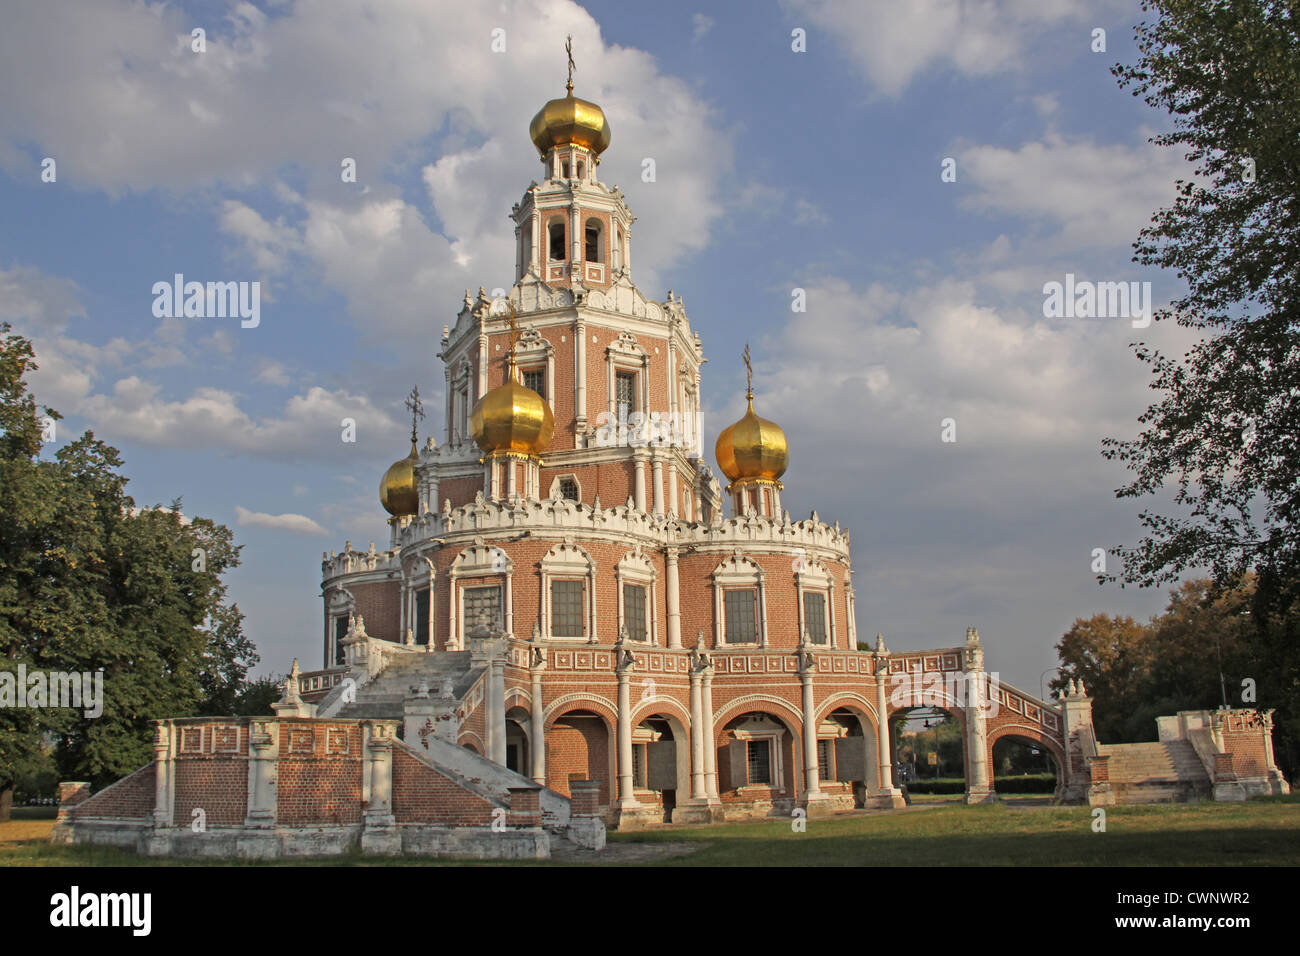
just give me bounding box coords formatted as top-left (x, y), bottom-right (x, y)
top-left (715, 392), bottom-right (789, 485)
top-left (529, 93), bottom-right (611, 158)
top-left (380, 441), bottom-right (420, 517)
top-left (471, 377), bottom-right (555, 458)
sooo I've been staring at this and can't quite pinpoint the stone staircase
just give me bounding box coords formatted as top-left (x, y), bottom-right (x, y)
top-left (323, 651), bottom-right (482, 720)
top-left (1099, 740), bottom-right (1212, 802)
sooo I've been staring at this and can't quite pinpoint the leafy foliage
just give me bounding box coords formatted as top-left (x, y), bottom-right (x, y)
top-left (0, 323), bottom-right (257, 812)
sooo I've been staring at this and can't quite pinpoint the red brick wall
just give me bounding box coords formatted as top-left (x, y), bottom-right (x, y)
top-left (1221, 728), bottom-right (1268, 777)
top-left (546, 715), bottom-right (610, 806)
top-left (174, 759), bottom-right (246, 826)
top-left (71, 764), bottom-right (154, 819)
top-left (350, 580), bottom-right (401, 643)
top-left (276, 723), bottom-right (363, 826)
top-left (391, 747), bottom-right (497, 825)
top-left (439, 476), bottom-right (484, 511)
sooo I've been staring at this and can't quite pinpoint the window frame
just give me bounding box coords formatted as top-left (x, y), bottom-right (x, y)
top-left (539, 542), bottom-right (598, 642)
top-left (550, 578), bottom-right (586, 639)
top-left (616, 549), bottom-right (659, 645)
top-left (723, 588), bottom-right (758, 645)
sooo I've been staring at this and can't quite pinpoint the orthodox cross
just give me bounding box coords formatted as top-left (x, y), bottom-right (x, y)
top-left (743, 343), bottom-right (753, 397)
top-left (504, 302), bottom-right (521, 375)
top-left (404, 385), bottom-right (425, 445)
top-left (566, 35), bottom-right (575, 93)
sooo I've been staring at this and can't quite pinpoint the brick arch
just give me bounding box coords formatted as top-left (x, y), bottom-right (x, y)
top-left (544, 694), bottom-right (617, 731)
top-left (457, 731), bottom-right (485, 753)
top-left (631, 695), bottom-right (692, 728)
top-left (544, 698), bottom-right (616, 807)
top-left (987, 724), bottom-right (1067, 783)
top-left (711, 694), bottom-right (804, 734)
top-left (504, 686), bottom-right (532, 708)
top-left (814, 693), bottom-right (880, 729)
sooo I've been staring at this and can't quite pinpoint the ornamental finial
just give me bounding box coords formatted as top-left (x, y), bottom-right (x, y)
top-left (566, 35), bottom-right (576, 94)
top-left (743, 343), bottom-right (753, 400)
top-left (404, 385), bottom-right (425, 447)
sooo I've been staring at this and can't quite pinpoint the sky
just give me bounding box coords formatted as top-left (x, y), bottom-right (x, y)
top-left (0, 0), bottom-right (1201, 696)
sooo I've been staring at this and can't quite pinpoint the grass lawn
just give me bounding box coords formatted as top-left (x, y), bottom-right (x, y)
top-left (3, 797), bottom-right (1296, 866)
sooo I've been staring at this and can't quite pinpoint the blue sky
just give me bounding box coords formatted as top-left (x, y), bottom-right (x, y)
top-left (0, 0), bottom-right (1199, 695)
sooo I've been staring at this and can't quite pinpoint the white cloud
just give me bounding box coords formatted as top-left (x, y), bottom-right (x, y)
top-left (235, 505), bottom-right (329, 536)
top-left (77, 379), bottom-right (402, 460)
top-left (781, 0), bottom-right (1123, 96)
top-left (692, 13), bottom-right (714, 42)
top-left (957, 132), bottom-right (1192, 249)
top-left (1, 0), bottom-right (730, 327)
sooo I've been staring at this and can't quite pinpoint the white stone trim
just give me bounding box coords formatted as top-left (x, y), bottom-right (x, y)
top-left (616, 548), bottom-right (659, 645)
top-left (711, 554), bottom-right (767, 647)
top-left (449, 543), bottom-right (513, 647)
top-left (539, 542), bottom-right (598, 642)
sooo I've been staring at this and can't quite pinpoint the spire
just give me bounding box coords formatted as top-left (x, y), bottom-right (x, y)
top-left (743, 342), bottom-right (754, 402)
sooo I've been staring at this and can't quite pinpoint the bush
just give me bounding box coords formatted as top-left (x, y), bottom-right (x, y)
top-left (903, 774), bottom-right (1058, 796)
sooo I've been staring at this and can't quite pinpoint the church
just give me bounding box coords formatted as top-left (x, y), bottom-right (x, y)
top-left (51, 54), bottom-right (1287, 859)
top-left (300, 57), bottom-right (913, 827)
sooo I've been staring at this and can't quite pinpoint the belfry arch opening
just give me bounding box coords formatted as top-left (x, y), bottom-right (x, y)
top-left (584, 218), bottom-right (604, 263)
top-left (548, 220), bottom-right (566, 261)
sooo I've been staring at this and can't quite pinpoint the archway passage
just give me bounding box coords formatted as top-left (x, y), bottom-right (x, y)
top-left (892, 707), bottom-right (967, 804)
top-left (546, 709), bottom-right (611, 809)
top-left (505, 709), bottom-right (530, 777)
top-left (817, 707), bottom-right (876, 809)
top-left (632, 716), bottom-right (679, 823)
top-left (990, 732), bottom-right (1064, 804)
top-left (717, 711), bottom-right (799, 817)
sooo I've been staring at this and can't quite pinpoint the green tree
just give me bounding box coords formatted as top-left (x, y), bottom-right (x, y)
top-left (0, 324), bottom-right (256, 816)
top-left (1106, 1), bottom-right (1300, 592)
top-left (1053, 615), bottom-right (1153, 742)
top-left (1105, 0), bottom-right (1300, 774)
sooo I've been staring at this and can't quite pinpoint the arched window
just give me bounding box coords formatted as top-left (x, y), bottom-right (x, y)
top-left (576, 160), bottom-right (585, 179)
top-left (584, 218), bottom-right (603, 263)
top-left (548, 221), bottom-right (566, 261)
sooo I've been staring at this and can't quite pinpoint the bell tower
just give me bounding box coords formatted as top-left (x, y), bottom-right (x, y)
top-left (514, 36), bottom-right (632, 290)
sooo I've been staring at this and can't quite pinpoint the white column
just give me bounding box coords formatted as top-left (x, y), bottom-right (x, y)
top-left (152, 721), bottom-right (175, 829)
top-left (634, 451), bottom-right (648, 512)
top-left (874, 659), bottom-right (894, 793)
top-left (966, 673), bottom-right (994, 802)
top-left (652, 453), bottom-right (664, 516)
top-left (668, 466), bottom-right (679, 517)
top-left (490, 654), bottom-right (507, 765)
top-left (689, 669), bottom-right (706, 799)
top-left (530, 666), bottom-right (546, 785)
top-left (702, 667), bottom-right (718, 800)
top-left (802, 671), bottom-right (822, 798)
top-left (575, 318), bottom-right (587, 431)
top-left (617, 669), bottom-right (636, 809)
top-left (530, 212), bottom-right (541, 275)
top-left (665, 547), bottom-right (682, 649)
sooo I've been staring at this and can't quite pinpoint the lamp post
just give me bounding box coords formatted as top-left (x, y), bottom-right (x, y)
top-left (1039, 666), bottom-right (1060, 703)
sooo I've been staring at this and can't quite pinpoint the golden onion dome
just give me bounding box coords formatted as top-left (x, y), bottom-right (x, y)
top-left (529, 92), bottom-right (611, 158)
top-left (715, 392), bottom-right (789, 485)
top-left (380, 441), bottom-right (420, 517)
top-left (471, 376), bottom-right (555, 458)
